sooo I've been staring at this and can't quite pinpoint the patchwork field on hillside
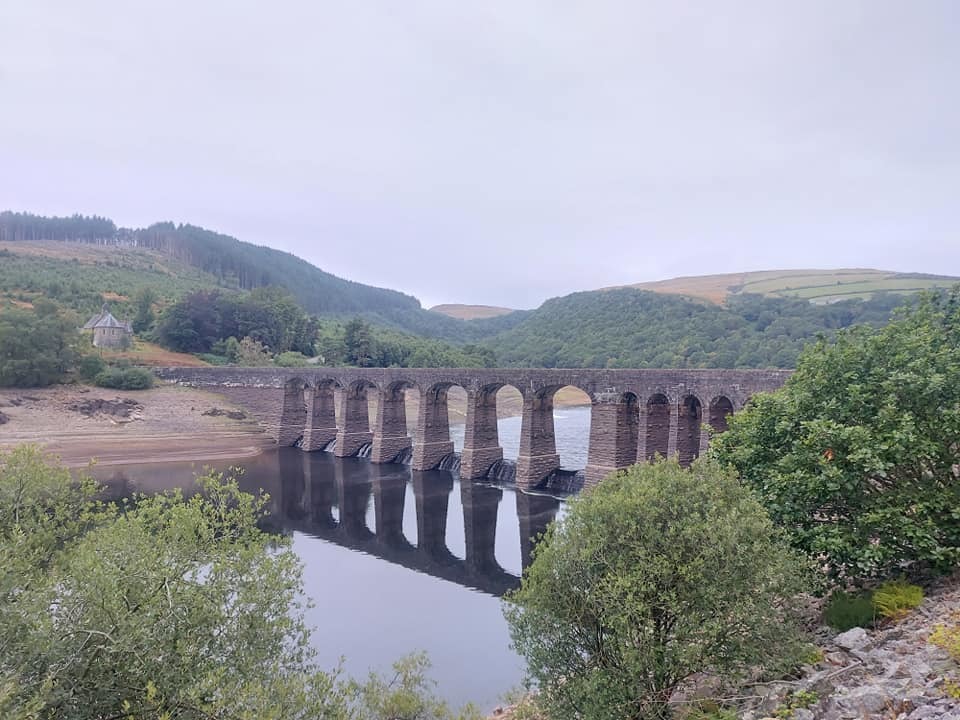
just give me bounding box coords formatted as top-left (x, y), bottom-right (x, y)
top-left (625, 268), bottom-right (958, 304)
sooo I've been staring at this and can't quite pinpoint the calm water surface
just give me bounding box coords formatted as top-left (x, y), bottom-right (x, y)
top-left (90, 407), bottom-right (591, 710)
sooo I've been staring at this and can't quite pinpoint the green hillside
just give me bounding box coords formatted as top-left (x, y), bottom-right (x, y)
top-left (0, 212), bottom-right (495, 339)
top-left (483, 287), bottom-right (916, 368)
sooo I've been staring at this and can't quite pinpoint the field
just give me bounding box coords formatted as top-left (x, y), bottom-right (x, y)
top-left (623, 268), bottom-right (958, 304)
top-left (429, 303), bottom-right (516, 320)
top-left (98, 340), bottom-right (211, 367)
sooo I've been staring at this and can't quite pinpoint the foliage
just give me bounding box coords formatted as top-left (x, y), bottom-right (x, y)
top-left (0, 211), bottom-right (116, 242)
top-left (930, 615), bottom-right (960, 662)
top-left (155, 287), bottom-right (317, 355)
top-left (320, 317), bottom-right (497, 368)
top-left (131, 286), bottom-right (157, 333)
top-left (0, 446), bottom-right (479, 720)
top-left (76, 353), bottom-right (106, 382)
top-left (487, 287), bottom-right (910, 368)
top-left (237, 336), bottom-right (273, 366)
top-left (711, 287), bottom-right (960, 582)
top-left (822, 591), bottom-right (875, 631)
top-left (0, 305), bottom-right (79, 387)
top-left (352, 653), bottom-right (481, 720)
top-left (93, 366), bottom-right (154, 390)
top-left (275, 351), bottom-right (311, 367)
top-left (774, 690), bottom-right (819, 719)
top-left (504, 458), bottom-right (809, 720)
top-left (872, 580), bottom-right (924, 621)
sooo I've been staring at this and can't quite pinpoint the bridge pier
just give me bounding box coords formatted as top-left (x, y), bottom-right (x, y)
top-left (412, 471), bottom-right (456, 561)
top-left (302, 383), bottom-right (339, 451)
top-left (516, 490), bottom-right (561, 569)
top-left (516, 391), bottom-right (561, 490)
top-left (584, 395), bottom-right (640, 487)
top-left (278, 380), bottom-right (308, 447)
top-left (461, 482), bottom-right (503, 575)
top-left (371, 466), bottom-right (408, 546)
top-left (411, 385), bottom-right (455, 471)
top-left (334, 383), bottom-right (374, 457)
top-left (460, 388), bottom-right (504, 480)
top-left (371, 386), bottom-right (412, 463)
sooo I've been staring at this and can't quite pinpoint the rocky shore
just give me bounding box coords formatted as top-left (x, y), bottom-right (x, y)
top-left (741, 574), bottom-right (960, 720)
top-left (487, 573), bottom-right (960, 720)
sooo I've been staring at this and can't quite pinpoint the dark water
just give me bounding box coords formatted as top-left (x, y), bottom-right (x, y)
top-left (88, 407), bottom-right (592, 710)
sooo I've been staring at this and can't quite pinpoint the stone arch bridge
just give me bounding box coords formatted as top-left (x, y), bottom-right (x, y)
top-left (154, 367), bottom-right (790, 489)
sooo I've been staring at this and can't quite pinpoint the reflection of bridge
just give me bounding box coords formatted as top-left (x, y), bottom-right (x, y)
top-left (155, 367), bottom-right (790, 488)
top-left (267, 451), bottom-right (560, 597)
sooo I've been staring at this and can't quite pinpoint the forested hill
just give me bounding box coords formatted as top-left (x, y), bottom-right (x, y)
top-left (0, 211), bottom-right (420, 315)
top-left (484, 287), bottom-right (913, 368)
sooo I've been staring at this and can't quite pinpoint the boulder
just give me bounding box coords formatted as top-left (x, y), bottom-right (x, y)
top-left (834, 627), bottom-right (871, 651)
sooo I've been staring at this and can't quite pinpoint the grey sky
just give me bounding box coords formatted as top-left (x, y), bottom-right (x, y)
top-left (1, 2), bottom-right (957, 309)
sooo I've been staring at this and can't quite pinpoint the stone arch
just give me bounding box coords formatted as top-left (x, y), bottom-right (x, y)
top-left (644, 393), bottom-right (671, 461)
top-left (677, 394), bottom-right (703, 467)
top-left (278, 377), bottom-right (308, 447)
top-left (708, 395), bottom-right (734, 435)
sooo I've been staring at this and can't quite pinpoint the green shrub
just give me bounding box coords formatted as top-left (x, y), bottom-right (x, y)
top-left (504, 458), bottom-right (810, 720)
top-left (823, 591), bottom-right (875, 631)
top-left (712, 286), bottom-right (960, 583)
top-left (873, 580), bottom-right (924, 621)
top-left (93, 367), bottom-right (154, 390)
top-left (197, 353), bottom-right (230, 366)
top-left (274, 351), bottom-right (310, 367)
top-left (77, 354), bottom-right (106, 382)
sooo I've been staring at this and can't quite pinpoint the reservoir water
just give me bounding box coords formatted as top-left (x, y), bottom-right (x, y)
top-left (88, 406), bottom-right (592, 710)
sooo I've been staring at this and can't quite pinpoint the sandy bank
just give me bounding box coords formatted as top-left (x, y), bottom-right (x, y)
top-left (0, 385), bottom-right (271, 467)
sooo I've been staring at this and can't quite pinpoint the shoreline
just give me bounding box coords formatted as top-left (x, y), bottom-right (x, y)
top-left (0, 383), bottom-right (591, 469)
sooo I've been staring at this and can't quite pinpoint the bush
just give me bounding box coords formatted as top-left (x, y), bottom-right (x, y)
top-left (872, 580), bottom-right (923, 621)
top-left (93, 367), bottom-right (154, 390)
top-left (823, 591), bottom-right (875, 631)
top-left (77, 354), bottom-right (106, 382)
top-left (504, 458), bottom-right (810, 720)
top-left (0, 446), bottom-right (480, 720)
top-left (275, 351), bottom-right (310, 367)
top-left (712, 287), bottom-right (960, 583)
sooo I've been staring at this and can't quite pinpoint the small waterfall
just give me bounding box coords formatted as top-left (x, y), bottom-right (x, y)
top-left (393, 447), bottom-right (413, 465)
top-left (543, 469), bottom-right (584, 494)
top-left (484, 459), bottom-right (516, 484)
top-left (437, 453), bottom-right (461, 473)
top-left (322, 439), bottom-right (336, 452)
top-left (356, 443), bottom-right (373, 458)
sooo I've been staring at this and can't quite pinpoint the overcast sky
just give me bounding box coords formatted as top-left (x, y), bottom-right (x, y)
top-left (1, 2), bottom-right (957, 309)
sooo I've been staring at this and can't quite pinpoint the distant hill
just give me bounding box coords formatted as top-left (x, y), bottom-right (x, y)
top-left (430, 304), bottom-right (516, 320)
top-left (622, 268), bottom-right (959, 304)
top-left (484, 287), bottom-right (916, 369)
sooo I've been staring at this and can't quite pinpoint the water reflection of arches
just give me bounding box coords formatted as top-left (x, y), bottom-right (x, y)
top-left (276, 451), bottom-right (560, 597)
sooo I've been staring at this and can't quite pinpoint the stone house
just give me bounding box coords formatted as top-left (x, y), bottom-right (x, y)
top-left (83, 304), bottom-right (133, 349)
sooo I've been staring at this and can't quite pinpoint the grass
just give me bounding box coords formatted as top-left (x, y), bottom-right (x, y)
top-left (430, 304), bottom-right (516, 320)
top-left (98, 340), bottom-right (210, 368)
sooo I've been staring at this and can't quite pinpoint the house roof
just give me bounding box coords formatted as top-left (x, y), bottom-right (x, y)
top-left (83, 304), bottom-right (132, 332)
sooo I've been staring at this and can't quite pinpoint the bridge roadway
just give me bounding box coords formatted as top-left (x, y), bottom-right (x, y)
top-left (154, 367), bottom-right (790, 488)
